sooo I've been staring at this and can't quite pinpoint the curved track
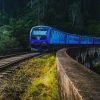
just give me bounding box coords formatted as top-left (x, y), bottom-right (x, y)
top-left (0, 52), bottom-right (31, 60)
top-left (0, 52), bottom-right (42, 73)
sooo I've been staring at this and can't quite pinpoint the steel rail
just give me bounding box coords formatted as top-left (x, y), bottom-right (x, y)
top-left (0, 52), bottom-right (44, 72)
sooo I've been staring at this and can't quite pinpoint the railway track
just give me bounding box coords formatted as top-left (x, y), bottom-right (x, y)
top-left (0, 52), bottom-right (32, 60)
top-left (0, 52), bottom-right (44, 78)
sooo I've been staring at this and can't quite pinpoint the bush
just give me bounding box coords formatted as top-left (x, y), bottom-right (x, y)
top-left (0, 25), bottom-right (19, 54)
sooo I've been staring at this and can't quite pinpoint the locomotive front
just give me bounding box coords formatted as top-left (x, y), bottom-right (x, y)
top-left (29, 26), bottom-right (50, 51)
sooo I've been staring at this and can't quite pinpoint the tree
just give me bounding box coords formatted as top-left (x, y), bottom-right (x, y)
top-left (68, 2), bottom-right (83, 32)
top-left (0, 25), bottom-right (19, 54)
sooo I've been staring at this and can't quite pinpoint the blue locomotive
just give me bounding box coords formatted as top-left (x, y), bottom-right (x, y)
top-left (29, 25), bottom-right (100, 50)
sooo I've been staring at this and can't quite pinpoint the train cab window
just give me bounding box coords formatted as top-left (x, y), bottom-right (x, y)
top-left (31, 29), bottom-right (47, 40)
top-left (32, 30), bottom-right (47, 36)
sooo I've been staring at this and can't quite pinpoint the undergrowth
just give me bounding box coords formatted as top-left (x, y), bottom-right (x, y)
top-left (0, 54), bottom-right (60, 100)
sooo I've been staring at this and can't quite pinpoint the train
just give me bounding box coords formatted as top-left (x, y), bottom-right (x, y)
top-left (29, 25), bottom-right (100, 50)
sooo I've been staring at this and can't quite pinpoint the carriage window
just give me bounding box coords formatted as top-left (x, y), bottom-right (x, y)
top-left (50, 30), bottom-right (54, 38)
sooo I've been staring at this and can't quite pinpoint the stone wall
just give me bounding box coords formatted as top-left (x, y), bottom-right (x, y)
top-left (56, 48), bottom-right (100, 100)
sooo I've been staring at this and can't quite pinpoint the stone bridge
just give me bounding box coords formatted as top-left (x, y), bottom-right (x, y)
top-left (56, 47), bottom-right (100, 100)
top-left (68, 47), bottom-right (100, 69)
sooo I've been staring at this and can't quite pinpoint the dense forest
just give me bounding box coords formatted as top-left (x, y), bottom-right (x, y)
top-left (0, 0), bottom-right (100, 53)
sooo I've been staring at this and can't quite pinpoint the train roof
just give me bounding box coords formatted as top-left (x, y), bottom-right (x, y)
top-left (30, 25), bottom-right (100, 38)
top-left (31, 25), bottom-right (52, 29)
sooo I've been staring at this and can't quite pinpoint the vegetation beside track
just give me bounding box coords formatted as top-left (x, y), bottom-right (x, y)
top-left (0, 54), bottom-right (60, 100)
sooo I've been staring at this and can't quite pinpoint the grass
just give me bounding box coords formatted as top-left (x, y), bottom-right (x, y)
top-left (0, 54), bottom-right (60, 100)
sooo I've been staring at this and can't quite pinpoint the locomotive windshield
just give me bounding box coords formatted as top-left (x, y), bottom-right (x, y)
top-left (32, 30), bottom-right (47, 36)
top-left (31, 29), bottom-right (47, 40)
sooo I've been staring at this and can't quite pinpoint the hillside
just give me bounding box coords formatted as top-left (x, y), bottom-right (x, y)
top-left (0, 0), bottom-right (100, 53)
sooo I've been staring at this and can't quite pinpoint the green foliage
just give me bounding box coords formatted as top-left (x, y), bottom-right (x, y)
top-left (22, 55), bottom-right (60, 100)
top-left (87, 22), bottom-right (100, 36)
top-left (0, 12), bottom-right (9, 26)
top-left (0, 25), bottom-right (19, 54)
top-left (9, 10), bottom-right (39, 48)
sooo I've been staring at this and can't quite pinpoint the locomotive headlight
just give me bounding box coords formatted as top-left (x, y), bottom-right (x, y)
top-left (43, 42), bottom-right (46, 44)
top-left (42, 42), bottom-right (47, 45)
